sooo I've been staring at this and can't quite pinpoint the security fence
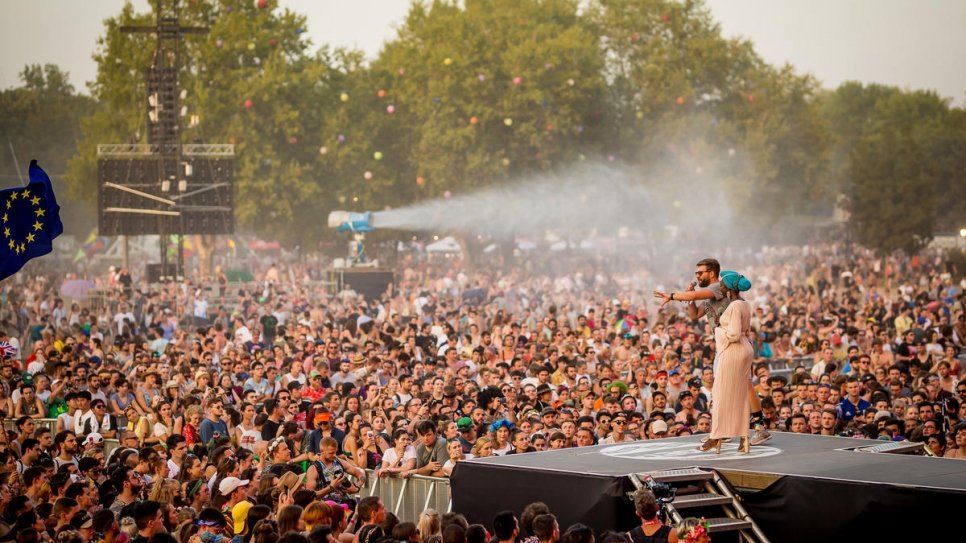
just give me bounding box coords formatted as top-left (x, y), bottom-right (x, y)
top-left (360, 471), bottom-right (452, 521)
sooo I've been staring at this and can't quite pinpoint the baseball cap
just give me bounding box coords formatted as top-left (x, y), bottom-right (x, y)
top-left (232, 500), bottom-right (254, 534)
top-left (70, 512), bottom-right (94, 530)
top-left (651, 419), bottom-right (669, 434)
top-left (83, 433), bottom-right (104, 447)
top-left (218, 476), bottom-right (250, 496)
top-left (456, 417), bottom-right (474, 432)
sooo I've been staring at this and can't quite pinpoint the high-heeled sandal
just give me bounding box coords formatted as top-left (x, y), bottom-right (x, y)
top-left (698, 438), bottom-right (721, 454)
top-left (738, 437), bottom-right (750, 454)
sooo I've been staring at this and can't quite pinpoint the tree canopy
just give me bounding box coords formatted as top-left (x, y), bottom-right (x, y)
top-left (0, 0), bottom-right (957, 253)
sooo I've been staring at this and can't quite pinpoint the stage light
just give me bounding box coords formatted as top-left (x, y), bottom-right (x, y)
top-left (161, 179), bottom-right (171, 192)
top-left (178, 179), bottom-right (187, 192)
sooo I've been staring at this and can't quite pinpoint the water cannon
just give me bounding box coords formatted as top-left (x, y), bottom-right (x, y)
top-left (327, 211), bottom-right (375, 233)
top-left (328, 210), bottom-right (381, 266)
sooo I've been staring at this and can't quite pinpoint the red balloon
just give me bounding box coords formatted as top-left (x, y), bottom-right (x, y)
top-left (257, 0), bottom-right (268, 9)
top-left (675, 96), bottom-right (685, 106)
top-left (747, 94), bottom-right (755, 103)
top-left (244, 100), bottom-right (253, 108)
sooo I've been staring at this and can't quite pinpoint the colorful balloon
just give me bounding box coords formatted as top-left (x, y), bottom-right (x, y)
top-left (244, 99), bottom-right (253, 108)
top-left (416, 176), bottom-right (426, 186)
top-left (374, 151), bottom-right (383, 160)
top-left (747, 94), bottom-right (755, 103)
top-left (257, 0), bottom-right (268, 9)
top-left (319, 146), bottom-right (328, 155)
top-left (289, 136), bottom-right (298, 145)
top-left (469, 116), bottom-right (478, 125)
top-left (443, 191), bottom-right (452, 199)
top-left (386, 105), bottom-right (395, 114)
top-left (443, 57), bottom-right (453, 66)
top-left (513, 76), bottom-right (522, 86)
top-left (377, 89), bottom-right (386, 98)
top-left (567, 78), bottom-right (575, 86)
top-left (501, 158), bottom-right (510, 166)
top-left (504, 118), bottom-right (513, 126)
top-left (248, 42), bottom-right (256, 51)
top-left (478, 74), bottom-right (487, 82)
top-left (363, 171), bottom-right (373, 180)
top-left (398, 68), bottom-right (406, 76)
top-left (546, 123), bottom-right (553, 132)
top-left (635, 111), bottom-right (644, 119)
top-left (215, 38), bottom-right (223, 49)
top-left (337, 134), bottom-right (346, 143)
top-left (676, 96), bottom-right (685, 106)
top-left (340, 92), bottom-right (349, 102)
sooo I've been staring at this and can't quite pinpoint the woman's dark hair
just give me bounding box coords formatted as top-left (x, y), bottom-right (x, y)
top-left (465, 525), bottom-right (488, 543)
top-left (379, 512), bottom-right (399, 535)
top-left (562, 524), bottom-right (595, 543)
top-left (391, 522), bottom-right (418, 542)
top-left (252, 519), bottom-right (279, 543)
top-left (308, 527), bottom-right (334, 543)
top-left (243, 505), bottom-right (273, 543)
top-left (276, 505), bottom-right (303, 537)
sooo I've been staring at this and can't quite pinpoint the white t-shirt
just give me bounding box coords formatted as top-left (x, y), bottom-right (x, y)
top-left (381, 445), bottom-right (417, 468)
top-left (114, 312), bottom-right (135, 335)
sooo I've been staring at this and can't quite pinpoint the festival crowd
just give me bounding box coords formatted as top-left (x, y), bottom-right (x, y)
top-left (0, 243), bottom-right (963, 543)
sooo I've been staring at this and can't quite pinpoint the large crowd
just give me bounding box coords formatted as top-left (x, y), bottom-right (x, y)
top-left (0, 242), bottom-right (963, 543)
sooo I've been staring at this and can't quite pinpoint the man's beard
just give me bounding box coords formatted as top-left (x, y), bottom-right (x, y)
top-left (698, 277), bottom-right (712, 288)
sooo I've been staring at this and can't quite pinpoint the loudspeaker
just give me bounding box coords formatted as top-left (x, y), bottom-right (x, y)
top-left (146, 263), bottom-right (179, 283)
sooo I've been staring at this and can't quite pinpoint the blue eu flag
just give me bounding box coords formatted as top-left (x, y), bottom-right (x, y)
top-left (0, 160), bottom-right (64, 281)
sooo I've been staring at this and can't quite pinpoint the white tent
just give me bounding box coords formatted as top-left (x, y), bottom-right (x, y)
top-left (425, 236), bottom-right (461, 253)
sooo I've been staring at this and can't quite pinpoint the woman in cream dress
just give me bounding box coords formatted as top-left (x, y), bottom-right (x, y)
top-left (700, 271), bottom-right (754, 454)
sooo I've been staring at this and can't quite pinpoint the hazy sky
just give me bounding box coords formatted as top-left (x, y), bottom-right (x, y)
top-left (1, 0), bottom-right (965, 104)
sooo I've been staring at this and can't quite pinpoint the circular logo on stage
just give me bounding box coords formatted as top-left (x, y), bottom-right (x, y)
top-left (599, 440), bottom-right (782, 461)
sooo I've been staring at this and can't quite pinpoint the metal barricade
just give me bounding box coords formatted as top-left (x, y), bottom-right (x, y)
top-left (3, 418), bottom-right (59, 434)
top-left (104, 438), bottom-right (120, 460)
top-left (361, 471), bottom-right (452, 521)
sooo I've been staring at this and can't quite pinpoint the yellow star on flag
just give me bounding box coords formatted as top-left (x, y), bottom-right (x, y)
top-left (7, 239), bottom-right (13, 250)
top-left (18, 243), bottom-right (25, 253)
top-left (33, 220), bottom-right (43, 231)
top-left (2, 227), bottom-right (9, 238)
top-left (9, 191), bottom-right (17, 201)
top-left (30, 195), bottom-right (40, 206)
top-left (5, 200), bottom-right (10, 209)
top-left (35, 208), bottom-right (45, 217)
top-left (14, 244), bottom-right (20, 254)
top-left (2, 213), bottom-right (7, 222)
top-left (26, 232), bottom-right (35, 243)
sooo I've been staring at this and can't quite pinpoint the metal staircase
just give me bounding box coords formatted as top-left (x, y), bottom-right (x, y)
top-left (628, 468), bottom-right (769, 543)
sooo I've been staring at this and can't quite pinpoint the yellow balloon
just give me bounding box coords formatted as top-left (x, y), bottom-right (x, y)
top-left (340, 93), bottom-right (349, 102)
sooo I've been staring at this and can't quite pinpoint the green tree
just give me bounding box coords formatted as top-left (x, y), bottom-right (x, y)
top-left (0, 64), bottom-right (96, 231)
top-left (587, 0), bottom-right (830, 229)
top-left (348, 0), bottom-right (606, 210)
top-left (849, 90), bottom-right (948, 254)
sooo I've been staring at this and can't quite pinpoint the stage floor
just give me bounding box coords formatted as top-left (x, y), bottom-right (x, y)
top-left (452, 433), bottom-right (966, 541)
top-left (468, 432), bottom-right (966, 491)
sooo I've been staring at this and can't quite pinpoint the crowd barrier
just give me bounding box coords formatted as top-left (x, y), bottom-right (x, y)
top-left (360, 470), bottom-right (452, 520)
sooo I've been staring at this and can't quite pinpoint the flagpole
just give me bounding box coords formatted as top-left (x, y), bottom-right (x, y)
top-left (7, 141), bottom-right (24, 184)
